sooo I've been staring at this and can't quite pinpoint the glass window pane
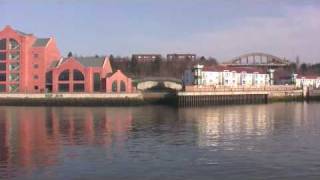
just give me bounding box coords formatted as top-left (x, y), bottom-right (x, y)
top-left (58, 84), bottom-right (69, 92)
top-left (120, 81), bottom-right (126, 92)
top-left (8, 39), bottom-right (20, 50)
top-left (0, 74), bottom-right (6, 81)
top-left (73, 84), bottom-right (85, 92)
top-left (112, 80), bottom-right (117, 92)
top-left (93, 73), bottom-right (100, 92)
top-left (73, 70), bottom-right (84, 81)
top-left (0, 39), bottom-right (6, 50)
top-left (59, 70), bottom-right (69, 81)
top-left (0, 84), bottom-right (5, 92)
top-left (0, 63), bottom-right (6, 71)
top-left (0, 52), bottom-right (6, 61)
top-left (8, 52), bottom-right (20, 61)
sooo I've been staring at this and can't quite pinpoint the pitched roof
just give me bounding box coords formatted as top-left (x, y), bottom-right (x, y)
top-left (14, 29), bottom-right (33, 36)
top-left (50, 60), bottom-right (60, 68)
top-left (297, 75), bottom-right (320, 79)
top-left (76, 57), bottom-right (106, 67)
top-left (33, 38), bottom-right (51, 47)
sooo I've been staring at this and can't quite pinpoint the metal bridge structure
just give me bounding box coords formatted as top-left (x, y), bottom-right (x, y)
top-left (223, 52), bottom-right (290, 67)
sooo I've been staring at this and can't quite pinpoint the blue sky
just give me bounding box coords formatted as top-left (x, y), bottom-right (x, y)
top-left (1, 0), bottom-right (320, 62)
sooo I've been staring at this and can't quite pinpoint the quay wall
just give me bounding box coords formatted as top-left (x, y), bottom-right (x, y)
top-left (0, 93), bottom-right (145, 106)
top-left (178, 85), bottom-right (304, 106)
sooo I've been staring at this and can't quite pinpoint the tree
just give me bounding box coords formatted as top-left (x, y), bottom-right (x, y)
top-left (67, 51), bottom-right (73, 58)
top-left (300, 63), bottom-right (308, 74)
top-left (109, 54), bottom-right (114, 62)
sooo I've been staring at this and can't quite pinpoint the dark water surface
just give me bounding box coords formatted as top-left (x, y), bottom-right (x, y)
top-left (1, 103), bottom-right (320, 180)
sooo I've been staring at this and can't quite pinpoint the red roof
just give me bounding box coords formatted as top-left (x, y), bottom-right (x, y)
top-left (203, 66), bottom-right (266, 74)
top-left (297, 75), bottom-right (320, 79)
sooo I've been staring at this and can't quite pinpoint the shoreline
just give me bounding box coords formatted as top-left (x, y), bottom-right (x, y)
top-left (0, 91), bottom-right (317, 107)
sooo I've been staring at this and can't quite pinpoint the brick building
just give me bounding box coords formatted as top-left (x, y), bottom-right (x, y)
top-left (167, 53), bottom-right (196, 61)
top-left (0, 25), bottom-right (60, 93)
top-left (131, 54), bottom-right (162, 63)
top-left (0, 25), bottom-right (133, 93)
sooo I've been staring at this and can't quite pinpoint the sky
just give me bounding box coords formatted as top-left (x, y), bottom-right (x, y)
top-left (1, 0), bottom-right (320, 63)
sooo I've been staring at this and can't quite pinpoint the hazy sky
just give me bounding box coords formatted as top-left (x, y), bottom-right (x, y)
top-left (1, 0), bottom-right (320, 62)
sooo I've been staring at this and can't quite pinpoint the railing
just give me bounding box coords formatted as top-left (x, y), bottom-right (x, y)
top-left (185, 85), bottom-right (300, 92)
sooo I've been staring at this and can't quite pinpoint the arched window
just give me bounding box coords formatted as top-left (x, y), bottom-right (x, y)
top-left (73, 69), bottom-right (84, 81)
top-left (112, 80), bottom-right (117, 92)
top-left (0, 39), bottom-right (6, 50)
top-left (59, 70), bottom-right (69, 81)
top-left (73, 83), bottom-right (85, 92)
top-left (8, 39), bottom-right (20, 50)
top-left (120, 80), bottom-right (126, 92)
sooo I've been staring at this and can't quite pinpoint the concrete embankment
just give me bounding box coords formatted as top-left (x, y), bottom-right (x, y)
top-left (0, 93), bottom-right (145, 106)
top-left (178, 85), bottom-right (305, 107)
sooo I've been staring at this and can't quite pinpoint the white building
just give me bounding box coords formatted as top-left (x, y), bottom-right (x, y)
top-left (294, 75), bottom-right (320, 88)
top-left (182, 65), bottom-right (271, 87)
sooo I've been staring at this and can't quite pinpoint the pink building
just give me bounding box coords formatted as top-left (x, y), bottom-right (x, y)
top-left (0, 25), bottom-right (60, 93)
top-left (0, 25), bottom-right (133, 93)
top-left (50, 56), bottom-right (132, 93)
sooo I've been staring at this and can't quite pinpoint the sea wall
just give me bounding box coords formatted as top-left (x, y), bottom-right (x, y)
top-left (0, 93), bottom-right (144, 106)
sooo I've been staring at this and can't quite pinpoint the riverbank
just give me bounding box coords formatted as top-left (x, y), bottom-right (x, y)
top-left (0, 89), bottom-right (319, 106)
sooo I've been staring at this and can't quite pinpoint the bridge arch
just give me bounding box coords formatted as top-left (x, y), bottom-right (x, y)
top-left (224, 52), bottom-right (290, 67)
top-left (136, 78), bottom-right (183, 91)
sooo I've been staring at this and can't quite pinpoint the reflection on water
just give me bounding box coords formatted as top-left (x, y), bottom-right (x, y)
top-left (0, 103), bottom-right (320, 179)
top-left (0, 107), bottom-right (133, 179)
top-left (179, 103), bottom-right (310, 148)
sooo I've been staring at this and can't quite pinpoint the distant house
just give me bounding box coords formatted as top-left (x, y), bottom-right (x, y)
top-left (167, 54), bottom-right (196, 61)
top-left (183, 65), bottom-right (271, 86)
top-left (294, 75), bottom-right (320, 88)
top-left (131, 54), bottom-right (162, 63)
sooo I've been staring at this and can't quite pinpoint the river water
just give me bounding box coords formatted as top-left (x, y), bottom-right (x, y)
top-left (0, 103), bottom-right (320, 179)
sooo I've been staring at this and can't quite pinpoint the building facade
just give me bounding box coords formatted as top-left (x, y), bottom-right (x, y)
top-left (131, 54), bottom-right (162, 63)
top-left (0, 25), bottom-right (61, 93)
top-left (167, 54), bottom-right (196, 61)
top-left (294, 75), bottom-right (320, 88)
top-left (0, 26), bottom-right (133, 93)
top-left (183, 65), bottom-right (271, 87)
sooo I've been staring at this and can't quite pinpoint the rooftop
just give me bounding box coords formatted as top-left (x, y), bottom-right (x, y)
top-left (33, 38), bottom-right (51, 47)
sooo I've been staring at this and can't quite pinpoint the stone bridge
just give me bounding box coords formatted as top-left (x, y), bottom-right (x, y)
top-left (136, 77), bottom-right (183, 91)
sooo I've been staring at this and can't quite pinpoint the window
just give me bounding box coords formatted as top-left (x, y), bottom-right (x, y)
top-left (0, 39), bottom-right (6, 50)
top-left (93, 73), bottom-right (100, 92)
top-left (34, 86), bottom-right (39, 90)
top-left (0, 84), bottom-right (5, 92)
top-left (73, 70), bottom-right (84, 81)
top-left (73, 84), bottom-right (85, 92)
top-left (0, 63), bottom-right (6, 71)
top-left (8, 52), bottom-right (20, 61)
top-left (33, 64), bottom-right (39, 68)
top-left (58, 84), bottom-right (69, 92)
top-left (112, 80), bottom-right (117, 92)
top-left (58, 70), bottom-right (69, 81)
top-left (0, 52), bottom-right (6, 61)
top-left (0, 74), bottom-right (6, 81)
top-left (120, 81), bottom-right (126, 92)
top-left (33, 53), bottom-right (39, 58)
top-left (46, 71), bottom-right (52, 84)
top-left (34, 75), bottom-right (39, 80)
top-left (8, 39), bottom-right (20, 50)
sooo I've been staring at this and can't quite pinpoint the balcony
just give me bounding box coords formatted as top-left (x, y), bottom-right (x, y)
top-left (8, 52), bottom-right (20, 61)
top-left (9, 73), bottom-right (20, 82)
top-left (9, 63), bottom-right (20, 71)
top-left (9, 84), bottom-right (19, 93)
